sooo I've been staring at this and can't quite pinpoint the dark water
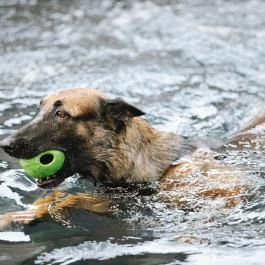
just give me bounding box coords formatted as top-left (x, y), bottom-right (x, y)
top-left (1, 0), bottom-right (265, 264)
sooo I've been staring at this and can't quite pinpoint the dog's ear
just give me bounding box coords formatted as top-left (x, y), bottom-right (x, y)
top-left (103, 98), bottom-right (145, 131)
top-left (105, 98), bottom-right (145, 119)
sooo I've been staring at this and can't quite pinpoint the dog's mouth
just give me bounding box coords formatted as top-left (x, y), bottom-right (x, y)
top-left (37, 174), bottom-right (58, 187)
top-left (37, 172), bottom-right (64, 188)
top-left (36, 156), bottom-right (73, 189)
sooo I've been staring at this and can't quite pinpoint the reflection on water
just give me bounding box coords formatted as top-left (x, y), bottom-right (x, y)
top-left (1, 0), bottom-right (265, 264)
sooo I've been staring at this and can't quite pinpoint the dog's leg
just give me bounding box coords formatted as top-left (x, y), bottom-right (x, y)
top-left (0, 191), bottom-right (113, 230)
top-left (32, 191), bottom-right (113, 214)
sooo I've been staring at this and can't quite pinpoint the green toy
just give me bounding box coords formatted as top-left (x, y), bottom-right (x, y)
top-left (20, 150), bottom-right (65, 179)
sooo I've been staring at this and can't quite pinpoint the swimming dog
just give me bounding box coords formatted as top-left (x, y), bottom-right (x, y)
top-left (0, 88), bottom-right (263, 228)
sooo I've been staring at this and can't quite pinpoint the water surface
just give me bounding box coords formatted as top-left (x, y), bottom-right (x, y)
top-left (1, 0), bottom-right (265, 264)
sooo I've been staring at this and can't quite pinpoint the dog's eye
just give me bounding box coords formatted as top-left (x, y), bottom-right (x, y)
top-left (56, 110), bottom-right (66, 119)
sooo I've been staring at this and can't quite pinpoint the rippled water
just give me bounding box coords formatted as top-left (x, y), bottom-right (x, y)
top-left (1, 0), bottom-right (265, 264)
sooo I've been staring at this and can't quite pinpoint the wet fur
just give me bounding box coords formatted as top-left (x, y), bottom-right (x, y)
top-left (1, 88), bottom-right (195, 185)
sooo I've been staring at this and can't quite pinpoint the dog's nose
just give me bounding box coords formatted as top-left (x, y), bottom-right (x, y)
top-left (0, 137), bottom-right (16, 156)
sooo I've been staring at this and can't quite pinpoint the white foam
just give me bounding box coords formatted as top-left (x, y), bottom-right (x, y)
top-left (35, 237), bottom-right (265, 265)
top-left (0, 232), bottom-right (30, 242)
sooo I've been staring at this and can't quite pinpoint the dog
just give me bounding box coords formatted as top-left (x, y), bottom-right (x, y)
top-left (0, 88), bottom-right (263, 228)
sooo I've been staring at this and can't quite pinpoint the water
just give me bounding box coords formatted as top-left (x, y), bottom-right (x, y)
top-left (1, 0), bottom-right (265, 264)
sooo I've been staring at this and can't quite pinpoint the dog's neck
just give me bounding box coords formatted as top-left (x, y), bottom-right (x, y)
top-left (107, 118), bottom-right (196, 183)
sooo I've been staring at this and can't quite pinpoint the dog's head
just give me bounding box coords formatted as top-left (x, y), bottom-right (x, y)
top-left (0, 88), bottom-right (144, 188)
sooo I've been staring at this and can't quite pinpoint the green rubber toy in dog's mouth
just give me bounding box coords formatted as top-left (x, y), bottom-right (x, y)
top-left (20, 150), bottom-right (65, 187)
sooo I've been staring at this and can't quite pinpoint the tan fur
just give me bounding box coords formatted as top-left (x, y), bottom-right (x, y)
top-left (105, 118), bottom-right (183, 182)
top-left (42, 88), bottom-right (106, 117)
top-left (159, 149), bottom-right (246, 209)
